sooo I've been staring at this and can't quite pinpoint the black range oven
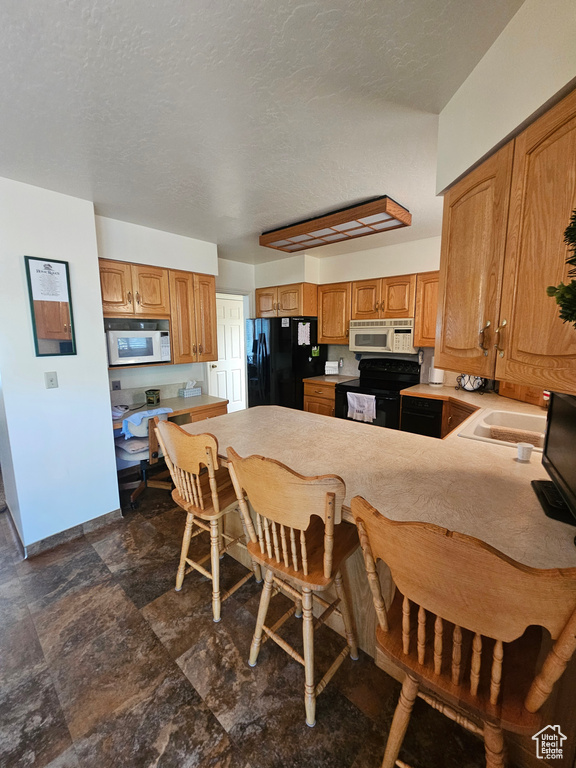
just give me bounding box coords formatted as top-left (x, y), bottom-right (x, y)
top-left (335, 358), bottom-right (421, 429)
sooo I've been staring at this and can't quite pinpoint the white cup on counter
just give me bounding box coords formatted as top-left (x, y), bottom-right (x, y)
top-left (517, 442), bottom-right (534, 462)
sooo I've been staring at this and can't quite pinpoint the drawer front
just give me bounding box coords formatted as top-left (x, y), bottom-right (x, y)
top-left (303, 382), bottom-right (335, 401)
top-left (189, 404), bottom-right (228, 422)
top-left (303, 396), bottom-right (334, 418)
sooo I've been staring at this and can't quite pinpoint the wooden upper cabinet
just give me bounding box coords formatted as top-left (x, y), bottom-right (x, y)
top-left (169, 271), bottom-right (217, 364)
top-left (255, 283), bottom-right (317, 317)
top-left (131, 265), bottom-right (170, 316)
top-left (255, 287), bottom-right (277, 317)
top-left (318, 282), bottom-right (351, 344)
top-left (435, 142), bottom-right (514, 378)
top-left (351, 279), bottom-right (380, 320)
top-left (414, 271), bottom-right (439, 348)
top-left (495, 89), bottom-right (576, 393)
top-left (99, 260), bottom-right (134, 315)
top-left (194, 273), bottom-right (218, 362)
top-left (99, 260), bottom-right (170, 318)
top-left (169, 270), bottom-right (197, 365)
top-left (381, 274), bottom-right (416, 318)
top-left (351, 275), bottom-right (415, 320)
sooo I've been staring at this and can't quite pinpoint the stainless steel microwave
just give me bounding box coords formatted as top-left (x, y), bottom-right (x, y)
top-left (348, 318), bottom-right (416, 354)
top-left (106, 329), bottom-right (171, 366)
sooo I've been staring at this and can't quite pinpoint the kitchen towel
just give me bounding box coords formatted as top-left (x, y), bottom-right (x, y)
top-left (347, 392), bottom-right (376, 422)
top-left (121, 407), bottom-right (173, 438)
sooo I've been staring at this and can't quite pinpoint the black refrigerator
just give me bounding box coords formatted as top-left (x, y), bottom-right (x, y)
top-left (246, 317), bottom-right (327, 410)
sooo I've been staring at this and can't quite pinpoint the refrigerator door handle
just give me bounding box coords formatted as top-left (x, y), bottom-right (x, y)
top-left (257, 333), bottom-right (268, 402)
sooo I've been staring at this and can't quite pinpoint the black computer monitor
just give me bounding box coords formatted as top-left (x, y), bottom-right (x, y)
top-left (532, 392), bottom-right (576, 528)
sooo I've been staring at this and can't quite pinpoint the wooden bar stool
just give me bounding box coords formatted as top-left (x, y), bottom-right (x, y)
top-left (351, 495), bottom-right (576, 768)
top-left (227, 447), bottom-right (360, 727)
top-left (155, 420), bottom-right (262, 623)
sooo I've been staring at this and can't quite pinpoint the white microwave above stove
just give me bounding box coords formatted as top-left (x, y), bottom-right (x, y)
top-left (348, 318), bottom-right (416, 355)
top-left (106, 329), bottom-right (171, 366)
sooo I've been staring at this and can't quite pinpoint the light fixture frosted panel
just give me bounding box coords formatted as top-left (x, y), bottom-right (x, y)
top-left (373, 219), bottom-right (402, 230)
top-left (359, 213), bottom-right (392, 224)
top-left (309, 228), bottom-right (336, 237)
top-left (344, 226), bottom-right (373, 235)
top-left (260, 195), bottom-right (411, 252)
top-left (332, 220), bottom-right (363, 231)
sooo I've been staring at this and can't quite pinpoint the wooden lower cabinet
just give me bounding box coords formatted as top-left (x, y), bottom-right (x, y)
top-left (441, 399), bottom-right (478, 438)
top-left (303, 381), bottom-right (337, 417)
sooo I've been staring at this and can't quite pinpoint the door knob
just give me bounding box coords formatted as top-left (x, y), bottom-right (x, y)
top-left (211, 364), bottom-right (217, 368)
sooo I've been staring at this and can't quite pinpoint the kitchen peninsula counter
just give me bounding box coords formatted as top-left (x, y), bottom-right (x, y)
top-left (183, 405), bottom-right (573, 570)
top-left (182, 406), bottom-right (576, 767)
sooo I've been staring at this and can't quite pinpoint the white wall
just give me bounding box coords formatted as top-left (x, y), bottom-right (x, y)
top-left (318, 237), bottom-right (441, 283)
top-left (255, 254), bottom-right (308, 288)
top-left (437, 0), bottom-right (576, 192)
top-left (216, 258), bottom-right (255, 294)
top-left (96, 216), bottom-right (218, 274)
top-left (0, 178), bottom-right (119, 548)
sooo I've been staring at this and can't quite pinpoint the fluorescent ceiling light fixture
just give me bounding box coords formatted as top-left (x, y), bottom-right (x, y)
top-left (260, 196), bottom-right (411, 253)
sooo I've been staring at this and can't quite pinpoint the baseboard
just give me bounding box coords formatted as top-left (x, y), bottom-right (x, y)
top-left (2, 506), bottom-right (25, 560)
top-left (25, 507), bottom-right (123, 558)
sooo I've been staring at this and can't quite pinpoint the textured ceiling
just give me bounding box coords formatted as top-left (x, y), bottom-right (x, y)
top-left (0, 0), bottom-right (524, 264)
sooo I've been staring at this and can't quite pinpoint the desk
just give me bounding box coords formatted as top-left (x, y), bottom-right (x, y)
top-left (183, 406), bottom-right (576, 767)
top-left (115, 395), bottom-right (228, 465)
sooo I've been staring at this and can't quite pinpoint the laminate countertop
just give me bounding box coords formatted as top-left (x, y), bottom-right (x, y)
top-left (303, 375), bottom-right (358, 385)
top-left (112, 394), bottom-right (228, 429)
top-left (183, 405), bottom-right (576, 570)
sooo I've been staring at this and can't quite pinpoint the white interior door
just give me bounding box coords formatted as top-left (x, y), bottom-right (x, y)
top-left (208, 295), bottom-right (246, 412)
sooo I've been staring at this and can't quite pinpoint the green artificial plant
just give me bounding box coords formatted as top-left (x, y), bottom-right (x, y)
top-left (547, 208), bottom-right (576, 329)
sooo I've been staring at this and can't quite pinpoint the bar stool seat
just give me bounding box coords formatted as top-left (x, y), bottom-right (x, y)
top-left (228, 447), bottom-right (360, 728)
top-left (155, 420), bottom-right (261, 623)
top-left (351, 495), bottom-right (576, 768)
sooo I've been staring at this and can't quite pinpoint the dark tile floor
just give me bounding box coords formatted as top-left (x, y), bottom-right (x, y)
top-left (0, 487), bottom-right (487, 768)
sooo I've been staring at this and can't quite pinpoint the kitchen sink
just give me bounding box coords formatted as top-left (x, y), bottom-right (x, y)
top-left (457, 408), bottom-right (547, 451)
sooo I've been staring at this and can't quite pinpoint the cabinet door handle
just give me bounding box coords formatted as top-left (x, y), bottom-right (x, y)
top-left (380, 301), bottom-right (386, 312)
top-left (494, 319), bottom-right (507, 357)
top-left (127, 291), bottom-right (132, 304)
top-left (199, 344), bottom-right (203, 354)
top-left (478, 320), bottom-right (491, 356)
top-left (345, 327), bottom-right (349, 337)
top-left (193, 344), bottom-right (197, 354)
top-left (135, 292), bottom-right (141, 305)
top-left (314, 389), bottom-right (324, 394)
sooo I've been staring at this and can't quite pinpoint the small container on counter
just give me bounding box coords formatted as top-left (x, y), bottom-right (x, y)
top-left (145, 389), bottom-right (160, 405)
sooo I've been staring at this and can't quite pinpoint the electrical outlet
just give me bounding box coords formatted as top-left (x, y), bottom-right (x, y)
top-left (44, 371), bottom-right (58, 389)
top-left (111, 380), bottom-right (121, 391)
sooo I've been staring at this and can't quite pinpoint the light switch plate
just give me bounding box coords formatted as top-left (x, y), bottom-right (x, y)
top-left (44, 371), bottom-right (58, 389)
